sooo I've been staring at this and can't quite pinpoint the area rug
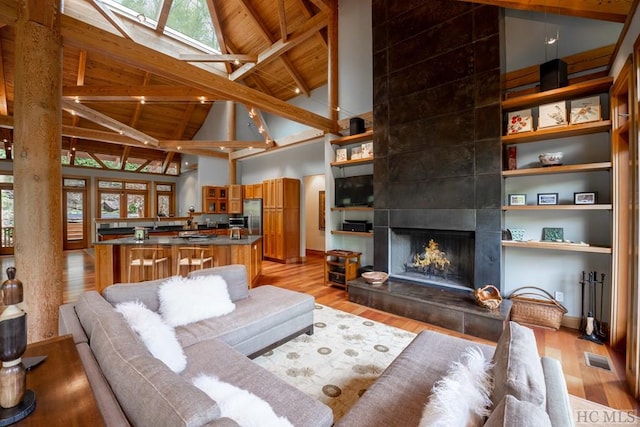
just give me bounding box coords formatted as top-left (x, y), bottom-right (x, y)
top-left (253, 304), bottom-right (417, 421)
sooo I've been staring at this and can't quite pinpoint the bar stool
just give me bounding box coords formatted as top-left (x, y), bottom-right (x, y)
top-left (127, 248), bottom-right (169, 282)
top-left (176, 246), bottom-right (214, 276)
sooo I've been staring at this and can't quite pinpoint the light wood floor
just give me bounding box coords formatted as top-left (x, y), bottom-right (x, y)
top-left (18, 249), bottom-right (637, 414)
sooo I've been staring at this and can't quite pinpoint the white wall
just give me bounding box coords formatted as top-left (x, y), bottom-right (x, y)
top-left (303, 174), bottom-right (326, 252)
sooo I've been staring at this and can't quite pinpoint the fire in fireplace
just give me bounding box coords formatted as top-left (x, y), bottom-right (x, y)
top-left (390, 228), bottom-right (475, 290)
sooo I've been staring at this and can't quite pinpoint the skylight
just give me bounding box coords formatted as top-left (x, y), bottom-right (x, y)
top-left (104, 0), bottom-right (219, 52)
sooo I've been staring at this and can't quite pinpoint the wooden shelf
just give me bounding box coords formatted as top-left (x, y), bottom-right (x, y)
top-left (331, 230), bottom-right (373, 237)
top-left (502, 120), bottom-right (611, 144)
top-left (331, 206), bottom-right (373, 211)
top-left (502, 77), bottom-right (613, 110)
top-left (502, 240), bottom-right (611, 254)
top-left (503, 204), bottom-right (612, 211)
top-left (502, 162), bottom-right (612, 177)
top-left (330, 157), bottom-right (374, 167)
top-left (330, 130), bottom-right (374, 146)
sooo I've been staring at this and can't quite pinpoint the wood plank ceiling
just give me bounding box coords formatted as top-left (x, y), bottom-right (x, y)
top-left (0, 0), bottom-right (632, 171)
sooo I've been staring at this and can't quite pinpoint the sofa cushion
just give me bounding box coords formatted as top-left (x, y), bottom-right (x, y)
top-left (188, 264), bottom-right (249, 302)
top-left (541, 356), bottom-right (574, 427)
top-left (77, 291), bottom-right (221, 426)
top-left (115, 300), bottom-right (187, 373)
top-left (484, 395), bottom-right (551, 427)
top-left (491, 322), bottom-right (546, 408)
top-left (103, 276), bottom-right (174, 312)
top-left (159, 275), bottom-right (236, 327)
top-left (418, 346), bottom-right (493, 427)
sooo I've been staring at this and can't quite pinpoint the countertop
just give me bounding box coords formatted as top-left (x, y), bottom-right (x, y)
top-left (94, 234), bottom-right (262, 246)
top-left (97, 224), bottom-right (228, 235)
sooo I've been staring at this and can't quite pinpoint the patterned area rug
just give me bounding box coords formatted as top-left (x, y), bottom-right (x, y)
top-left (253, 304), bottom-right (416, 421)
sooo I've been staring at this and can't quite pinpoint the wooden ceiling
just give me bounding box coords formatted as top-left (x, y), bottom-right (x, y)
top-left (0, 0), bottom-right (633, 167)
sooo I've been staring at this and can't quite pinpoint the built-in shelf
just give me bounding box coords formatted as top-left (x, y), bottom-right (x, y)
top-left (502, 120), bottom-right (611, 145)
top-left (501, 240), bottom-right (611, 254)
top-left (331, 207), bottom-right (374, 211)
top-left (331, 230), bottom-right (373, 237)
top-left (502, 77), bottom-right (613, 110)
top-left (502, 162), bottom-right (612, 177)
top-left (502, 204), bottom-right (612, 211)
top-left (330, 157), bottom-right (374, 167)
top-left (330, 130), bottom-right (374, 146)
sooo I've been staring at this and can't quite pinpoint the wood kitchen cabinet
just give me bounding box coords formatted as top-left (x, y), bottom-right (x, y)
top-left (228, 184), bottom-right (243, 214)
top-left (263, 178), bottom-right (300, 263)
top-left (202, 186), bottom-right (227, 214)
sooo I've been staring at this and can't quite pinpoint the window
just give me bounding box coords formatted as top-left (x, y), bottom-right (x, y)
top-left (97, 179), bottom-right (150, 219)
top-left (155, 182), bottom-right (175, 217)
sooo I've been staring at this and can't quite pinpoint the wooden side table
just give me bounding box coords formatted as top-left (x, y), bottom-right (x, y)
top-left (325, 250), bottom-right (361, 290)
top-left (11, 335), bottom-right (104, 426)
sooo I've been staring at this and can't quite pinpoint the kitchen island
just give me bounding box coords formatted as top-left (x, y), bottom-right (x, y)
top-left (93, 235), bottom-right (262, 292)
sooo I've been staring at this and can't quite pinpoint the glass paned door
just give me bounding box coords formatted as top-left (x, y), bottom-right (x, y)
top-left (0, 188), bottom-right (14, 255)
top-left (63, 178), bottom-right (88, 250)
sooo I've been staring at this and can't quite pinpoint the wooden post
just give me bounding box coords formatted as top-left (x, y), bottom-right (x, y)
top-left (13, 0), bottom-right (63, 343)
top-left (227, 101), bottom-right (237, 184)
top-left (327, 0), bottom-right (339, 129)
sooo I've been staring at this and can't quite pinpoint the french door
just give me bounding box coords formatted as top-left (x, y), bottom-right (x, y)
top-left (0, 181), bottom-right (14, 255)
top-left (63, 177), bottom-right (89, 250)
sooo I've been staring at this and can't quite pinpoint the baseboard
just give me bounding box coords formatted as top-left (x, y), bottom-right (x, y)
top-left (562, 315), bottom-right (581, 330)
top-left (306, 249), bottom-right (324, 257)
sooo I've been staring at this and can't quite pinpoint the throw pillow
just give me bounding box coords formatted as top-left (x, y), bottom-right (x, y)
top-left (484, 395), bottom-right (551, 427)
top-left (193, 374), bottom-right (293, 427)
top-left (419, 346), bottom-right (494, 427)
top-left (115, 301), bottom-right (187, 373)
top-left (491, 321), bottom-right (546, 408)
top-left (158, 275), bottom-right (236, 327)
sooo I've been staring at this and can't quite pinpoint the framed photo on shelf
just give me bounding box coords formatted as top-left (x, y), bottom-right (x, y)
top-left (570, 96), bottom-right (601, 124)
top-left (506, 109), bottom-right (533, 135)
top-left (542, 227), bottom-right (564, 241)
top-left (336, 148), bottom-right (347, 162)
top-left (538, 101), bottom-right (567, 129)
top-left (574, 192), bottom-right (597, 205)
top-left (508, 194), bottom-right (526, 206)
top-left (537, 193), bottom-right (558, 205)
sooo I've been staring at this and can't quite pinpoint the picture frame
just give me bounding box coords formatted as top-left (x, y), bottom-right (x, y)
top-left (336, 148), bottom-right (347, 162)
top-left (538, 101), bottom-right (567, 129)
top-left (318, 191), bottom-right (325, 230)
top-left (574, 192), bottom-right (597, 205)
top-left (508, 194), bottom-right (526, 206)
top-left (537, 193), bottom-right (559, 205)
top-left (542, 227), bottom-right (564, 242)
top-left (570, 96), bottom-right (601, 125)
top-left (506, 109), bottom-right (533, 135)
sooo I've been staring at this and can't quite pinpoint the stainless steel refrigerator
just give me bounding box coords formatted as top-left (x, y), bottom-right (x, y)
top-left (243, 199), bottom-right (263, 235)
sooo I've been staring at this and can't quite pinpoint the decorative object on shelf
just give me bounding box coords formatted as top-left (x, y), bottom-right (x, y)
top-left (361, 142), bottom-right (373, 158)
top-left (349, 117), bottom-right (365, 135)
top-left (318, 191), bottom-right (325, 230)
top-left (537, 193), bottom-right (559, 205)
top-left (361, 271), bottom-right (388, 285)
top-left (538, 101), bottom-right (567, 129)
top-left (538, 152), bottom-right (563, 166)
top-left (578, 271), bottom-right (606, 344)
top-left (336, 148), bottom-right (347, 162)
top-left (542, 227), bottom-right (564, 241)
top-left (0, 267), bottom-right (37, 424)
top-left (508, 194), bottom-right (526, 206)
top-left (473, 285), bottom-right (502, 310)
top-left (508, 228), bottom-right (525, 241)
top-left (506, 109), bottom-right (533, 134)
top-left (574, 192), bottom-right (597, 205)
top-left (508, 286), bottom-right (567, 330)
top-left (570, 96), bottom-right (601, 124)
top-left (506, 146), bottom-right (517, 170)
top-left (350, 146), bottom-right (362, 160)
top-left (540, 58), bottom-right (568, 92)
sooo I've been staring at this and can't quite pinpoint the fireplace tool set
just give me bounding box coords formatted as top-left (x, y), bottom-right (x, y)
top-left (578, 271), bottom-right (606, 344)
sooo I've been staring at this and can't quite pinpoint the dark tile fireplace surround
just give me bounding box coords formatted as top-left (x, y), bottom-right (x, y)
top-left (347, 1), bottom-right (511, 341)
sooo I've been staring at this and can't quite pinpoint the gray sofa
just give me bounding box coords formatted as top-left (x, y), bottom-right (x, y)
top-left (337, 321), bottom-right (574, 427)
top-left (58, 264), bottom-right (333, 426)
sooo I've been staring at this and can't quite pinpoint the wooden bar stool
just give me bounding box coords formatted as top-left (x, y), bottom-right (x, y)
top-left (128, 248), bottom-right (169, 282)
top-left (176, 246), bottom-right (214, 276)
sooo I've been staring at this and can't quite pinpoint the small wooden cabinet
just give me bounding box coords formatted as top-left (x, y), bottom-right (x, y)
top-left (202, 186), bottom-right (227, 214)
top-left (325, 250), bottom-right (361, 290)
top-left (263, 178), bottom-right (300, 263)
top-left (228, 184), bottom-right (243, 214)
top-left (243, 183), bottom-right (263, 199)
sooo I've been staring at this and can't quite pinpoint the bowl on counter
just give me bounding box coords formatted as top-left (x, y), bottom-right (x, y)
top-left (538, 152), bottom-right (563, 166)
top-left (361, 271), bottom-right (389, 285)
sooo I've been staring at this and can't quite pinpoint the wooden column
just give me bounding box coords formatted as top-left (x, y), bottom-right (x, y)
top-left (327, 0), bottom-right (339, 128)
top-left (227, 101), bottom-right (237, 184)
top-left (13, 0), bottom-right (63, 343)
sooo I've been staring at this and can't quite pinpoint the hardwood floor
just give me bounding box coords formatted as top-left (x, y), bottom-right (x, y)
top-left (44, 249), bottom-right (639, 414)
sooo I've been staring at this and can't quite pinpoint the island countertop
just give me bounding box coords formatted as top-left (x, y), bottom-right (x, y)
top-left (93, 235), bottom-right (263, 292)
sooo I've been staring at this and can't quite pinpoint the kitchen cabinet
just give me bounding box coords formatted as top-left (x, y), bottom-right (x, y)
top-left (228, 184), bottom-right (243, 214)
top-left (202, 186), bottom-right (227, 214)
top-left (501, 77), bottom-right (613, 331)
top-left (263, 178), bottom-right (300, 263)
top-left (243, 183), bottom-right (263, 199)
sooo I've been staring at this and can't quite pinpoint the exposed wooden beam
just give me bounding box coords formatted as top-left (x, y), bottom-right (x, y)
top-left (61, 14), bottom-right (335, 132)
top-left (174, 102), bottom-right (195, 140)
top-left (159, 140), bottom-right (272, 149)
top-left (119, 145), bottom-right (131, 171)
top-left (277, 0), bottom-right (288, 42)
top-left (308, 0), bottom-right (331, 13)
top-left (63, 85), bottom-right (212, 102)
top-left (179, 54), bottom-right (257, 63)
top-left (161, 151), bottom-right (175, 173)
top-left (130, 72), bottom-right (151, 129)
top-left (76, 50), bottom-right (87, 86)
top-left (295, 0), bottom-right (328, 47)
top-left (457, 0), bottom-right (630, 23)
top-left (0, 38), bottom-right (7, 115)
top-left (87, 0), bottom-right (133, 39)
top-left (156, 0), bottom-right (173, 34)
top-left (206, 0), bottom-right (232, 74)
top-left (327, 0), bottom-right (338, 123)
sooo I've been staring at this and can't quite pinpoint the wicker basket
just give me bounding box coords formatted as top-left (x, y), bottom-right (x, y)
top-left (508, 286), bottom-right (567, 330)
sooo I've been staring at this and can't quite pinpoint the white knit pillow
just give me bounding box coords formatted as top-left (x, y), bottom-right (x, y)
top-left (159, 275), bottom-right (235, 327)
top-left (419, 346), bottom-right (494, 427)
top-left (115, 301), bottom-right (187, 373)
top-left (193, 374), bottom-right (293, 427)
